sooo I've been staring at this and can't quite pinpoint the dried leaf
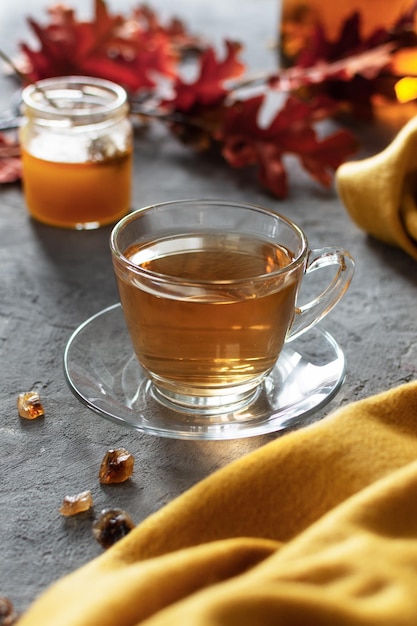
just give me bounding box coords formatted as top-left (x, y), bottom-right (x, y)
top-left (164, 40), bottom-right (245, 113)
top-left (281, 4), bottom-right (417, 116)
top-left (131, 5), bottom-right (207, 56)
top-left (0, 133), bottom-right (22, 183)
top-left (219, 94), bottom-right (358, 198)
top-left (154, 40), bottom-right (245, 150)
top-left (20, 1), bottom-right (184, 92)
top-left (270, 43), bottom-right (397, 94)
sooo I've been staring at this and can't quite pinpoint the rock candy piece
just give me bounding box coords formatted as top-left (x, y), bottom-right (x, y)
top-left (17, 391), bottom-right (45, 419)
top-left (92, 508), bottom-right (135, 549)
top-left (0, 596), bottom-right (19, 626)
top-left (59, 490), bottom-right (94, 517)
top-left (99, 448), bottom-right (134, 484)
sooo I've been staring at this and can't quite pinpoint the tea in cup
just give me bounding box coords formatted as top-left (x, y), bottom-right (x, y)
top-left (110, 199), bottom-right (354, 414)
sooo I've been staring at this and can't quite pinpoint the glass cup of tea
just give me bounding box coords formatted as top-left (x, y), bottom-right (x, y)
top-left (110, 199), bottom-right (354, 415)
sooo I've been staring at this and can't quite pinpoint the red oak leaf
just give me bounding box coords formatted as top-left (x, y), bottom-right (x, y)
top-left (19, 1), bottom-right (179, 93)
top-left (163, 40), bottom-right (245, 113)
top-left (295, 13), bottom-right (398, 115)
top-left (270, 43), bottom-right (397, 94)
top-left (281, 4), bottom-right (417, 117)
top-left (219, 94), bottom-right (358, 198)
top-left (131, 5), bottom-right (207, 55)
top-left (0, 134), bottom-right (22, 183)
top-left (296, 12), bottom-right (389, 69)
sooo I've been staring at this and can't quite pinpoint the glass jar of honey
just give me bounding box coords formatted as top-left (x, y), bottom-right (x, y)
top-left (20, 76), bottom-right (133, 229)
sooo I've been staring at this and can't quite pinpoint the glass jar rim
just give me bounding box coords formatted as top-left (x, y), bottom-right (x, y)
top-left (21, 75), bottom-right (128, 121)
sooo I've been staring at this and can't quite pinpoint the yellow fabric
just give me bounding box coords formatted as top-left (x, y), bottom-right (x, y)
top-left (19, 380), bottom-right (417, 625)
top-left (336, 114), bottom-right (417, 260)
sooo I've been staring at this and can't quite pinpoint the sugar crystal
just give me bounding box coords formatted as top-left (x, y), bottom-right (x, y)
top-left (92, 508), bottom-right (135, 549)
top-left (17, 391), bottom-right (45, 419)
top-left (0, 596), bottom-right (19, 626)
top-left (99, 448), bottom-right (134, 484)
top-left (59, 490), bottom-right (94, 517)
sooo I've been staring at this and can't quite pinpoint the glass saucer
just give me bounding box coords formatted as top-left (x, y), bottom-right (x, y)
top-left (63, 303), bottom-right (346, 440)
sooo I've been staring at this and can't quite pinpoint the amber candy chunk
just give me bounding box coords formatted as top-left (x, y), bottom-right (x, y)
top-left (99, 448), bottom-right (134, 484)
top-left (92, 508), bottom-right (136, 549)
top-left (0, 596), bottom-right (19, 626)
top-left (17, 391), bottom-right (45, 419)
top-left (59, 490), bottom-right (94, 517)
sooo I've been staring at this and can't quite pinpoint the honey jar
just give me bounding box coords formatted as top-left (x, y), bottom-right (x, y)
top-left (20, 76), bottom-right (133, 229)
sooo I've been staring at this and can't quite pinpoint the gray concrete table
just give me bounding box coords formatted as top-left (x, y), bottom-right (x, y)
top-left (1, 0), bottom-right (416, 615)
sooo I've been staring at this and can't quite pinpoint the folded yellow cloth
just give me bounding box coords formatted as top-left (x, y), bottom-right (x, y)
top-left (336, 115), bottom-right (417, 260)
top-left (19, 380), bottom-right (417, 626)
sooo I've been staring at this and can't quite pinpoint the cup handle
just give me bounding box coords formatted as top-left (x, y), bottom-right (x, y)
top-left (286, 247), bottom-right (355, 342)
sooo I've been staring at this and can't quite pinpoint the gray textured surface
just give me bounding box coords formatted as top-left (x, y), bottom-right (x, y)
top-left (1, 0), bottom-right (416, 615)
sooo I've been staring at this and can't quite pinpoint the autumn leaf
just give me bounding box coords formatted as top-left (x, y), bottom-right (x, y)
top-left (218, 94), bottom-right (358, 198)
top-left (0, 133), bottom-right (22, 183)
top-left (19, 0), bottom-right (181, 93)
top-left (297, 12), bottom-right (397, 116)
top-left (163, 40), bottom-right (245, 113)
top-left (131, 5), bottom-right (207, 56)
top-left (154, 40), bottom-right (245, 150)
top-left (270, 43), bottom-right (397, 94)
top-left (282, 4), bottom-right (417, 117)
top-left (295, 12), bottom-right (389, 69)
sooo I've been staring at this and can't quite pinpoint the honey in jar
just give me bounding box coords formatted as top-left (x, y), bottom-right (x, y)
top-left (20, 76), bottom-right (132, 229)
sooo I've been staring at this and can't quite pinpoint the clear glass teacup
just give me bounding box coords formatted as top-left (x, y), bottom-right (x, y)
top-left (110, 199), bottom-right (354, 415)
